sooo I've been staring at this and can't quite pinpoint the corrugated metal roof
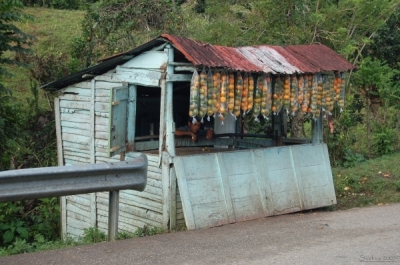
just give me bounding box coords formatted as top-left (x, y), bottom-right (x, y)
top-left (162, 34), bottom-right (355, 74)
top-left (41, 34), bottom-right (355, 91)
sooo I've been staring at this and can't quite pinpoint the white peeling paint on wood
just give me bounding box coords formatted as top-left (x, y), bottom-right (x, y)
top-left (62, 82), bottom-right (91, 91)
top-left (94, 146), bottom-right (109, 154)
top-left (71, 81), bottom-right (92, 89)
top-left (121, 51), bottom-right (167, 69)
top-left (95, 112), bottom-right (109, 118)
top-left (95, 131), bottom-right (108, 140)
top-left (94, 74), bottom-right (122, 83)
top-left (95, 116), bottom-right (108, 126)
top-left (119, 202), bottom-right (163, 225)
top-left (64, 155), bottom-right (91, 164)
top-left (62, 141), bottom-right (90, 151)
top-left (95, 96), bottom-right (109, 103)
top-left (66, 201), bottom-right (91, 218)
top-left (67, 210), bottom-right (90, 223)
top-left (146, 154), bottom-right (159, 163)
top-left (67, 218), bottom-right (91, 230)
top-left (95, 151), bottom-right (114, 158)
top-left (93, 81), bottom-right (121, 89)
top-left (97, 190), bottom-right (163, 212)
top-left (123, 184), bottom-right (163, 197)
top-left (116, 68), bottom-right (161, 87)
top-left (148, 160), bottom-right (162, 172)
top-left (148, 167), bottom-right (162, 176)
top-left (97, 208), bottom-right (162, 230)
top-left (94, 124), bottom-right (108, 132)
top-left (60, 108), bottom-right (90, 115)
top-left (62, 127), bottom-right (91, 137)
top-left (96, 198), bottom-right (163, 225)
top-left (95, 139), bottom-right (108, 148)
top-left (147, 178), bottom-right (162, 189)
top-left (61, 87), bottom-right (91, 96)
top-left (122, 189), bottom-right (162, 204)
top-left (64, 150), bottom-right (91, 159)
top-left (176, 185), bottom-right (185, 227)
top-left (95, 88), bottom-right (111, 96)
top-left (63, 159), bottom-right (80, 165)
top-left (65, 195), bottom-right (91, 206)
top-left (103, 205), bottom-right (162, 227)
top-left (95, 156), bottom-right (120, 163)
top-left (142, 184), bottom-right (163, 197)
top-left (119, 194), bottom-right (162, 213)
top-left (94, 102), bottom-right (109, 113)
top-left (60, 94), bottom-right (91, 102)
top-left (147, 171), bottom-right (162, 181)
top-left (95, 90), bottom-right (111, 98)
top-left (61, 113), bottom-right (90, 123)
top-left (67, 193), bottom-right (91, 203)
top-left (96, 203), bottom-right (163, 229)
top-left (59, 100), bottom-right (91, 110)
top-left (61, 121), bottom-right (91, 130)
top-left (96, 221), bottom-right (108, 234)
top-left (65, 227), bottom-right (82, 238)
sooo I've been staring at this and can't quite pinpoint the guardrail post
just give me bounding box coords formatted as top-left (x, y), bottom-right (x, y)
top-left (108, 190), bottom-right (120, 241)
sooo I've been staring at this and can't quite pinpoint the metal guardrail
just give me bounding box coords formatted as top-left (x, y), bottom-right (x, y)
top-left (0, 154), bottom-right (148, 241)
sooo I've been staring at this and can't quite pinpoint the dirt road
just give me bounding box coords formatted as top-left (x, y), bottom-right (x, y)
top-left (2, 203), bottom-right (400, 265)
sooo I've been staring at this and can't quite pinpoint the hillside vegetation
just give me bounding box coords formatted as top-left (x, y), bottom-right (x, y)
top-left (6, 7), bottom-right (85, 108)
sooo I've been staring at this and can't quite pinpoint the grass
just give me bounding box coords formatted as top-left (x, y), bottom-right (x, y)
top-left (331, 151), bottom-right (400, 210)
top-left (4, 7), bottom-right (85, 109)
top-left (0, 226), bottom-right (167, 257)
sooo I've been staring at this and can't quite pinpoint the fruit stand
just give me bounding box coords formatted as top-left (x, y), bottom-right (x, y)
top-left (41, 34), bottom-right (355, 236)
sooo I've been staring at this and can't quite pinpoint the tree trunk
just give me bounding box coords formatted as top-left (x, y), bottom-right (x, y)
top-left (290, 111), bottom-right (306, 138)
top-left (369, 94), bottom-right (382, 115)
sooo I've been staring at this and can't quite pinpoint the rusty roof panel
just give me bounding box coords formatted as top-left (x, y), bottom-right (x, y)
top-left (216, 46), bottom-right (261, 72)
top-left (163, 34), bottom-right (261, 72)
top-left (284, 45), bottom-right (354, 72)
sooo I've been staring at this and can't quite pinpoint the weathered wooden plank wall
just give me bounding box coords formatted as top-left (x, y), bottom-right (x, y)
top-left (176, 184), bottom-right (185, 228)
top-left (95, 154), bottom-right (164, 234)
top-left (59, 82), bottom-right (95, 237)
top-left (57, 50), bottom-right (171, 237)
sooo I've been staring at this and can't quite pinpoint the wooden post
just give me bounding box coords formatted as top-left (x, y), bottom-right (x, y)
top-left (127, 84), bottom-right (137, 152)
top-left (312, 110), bottom-right (323, 144)
top-left (90, 80), bottom-right (97, 228)
top-left (165, 44), bottom-right (175, 157)
top-left (162, 152), bottom-right (171, 230)
top-left (55, 97), bottom-right (67, 240)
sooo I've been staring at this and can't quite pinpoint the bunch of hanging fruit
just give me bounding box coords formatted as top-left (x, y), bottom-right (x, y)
top-left (188, 70), bottom-right (346, 123)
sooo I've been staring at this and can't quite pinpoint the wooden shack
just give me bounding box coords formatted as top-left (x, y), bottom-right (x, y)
top-left (41, 34), bottom-right (355, 237)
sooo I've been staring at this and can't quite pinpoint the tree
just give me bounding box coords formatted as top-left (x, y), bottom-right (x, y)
top-left (72, 0), bottom-right (186, 67)
top-left (0, 0), bottom-right (35, 170)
